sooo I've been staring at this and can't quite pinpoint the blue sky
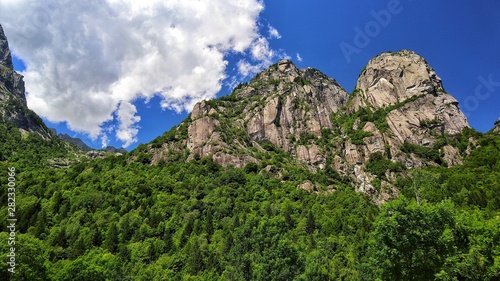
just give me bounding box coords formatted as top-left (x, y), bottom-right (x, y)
top-left (7, 0), bottom-right (500, 150)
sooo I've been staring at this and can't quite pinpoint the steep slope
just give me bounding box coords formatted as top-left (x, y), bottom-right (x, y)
top-left (330, 50), bottom-right (472, 200)
top-left (339, 51), bottom-right (470, 165)
top-left (348, 50), bottom-right (469, 146)
top-left (0, 24), bottom-right (52, 138)
top-left (56, 132), bottom-right (93, 151)
top-left (493, 119), bottom-right (500, 133)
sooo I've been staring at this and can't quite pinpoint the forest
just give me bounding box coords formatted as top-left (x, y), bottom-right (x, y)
top-left (0, 117), bottom-right (499, 280)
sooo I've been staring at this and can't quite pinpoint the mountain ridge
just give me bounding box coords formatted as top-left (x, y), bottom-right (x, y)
top-left (0, 21), bottom-right (488, 202)
top-left (139, 50), bottom-right (475, 202)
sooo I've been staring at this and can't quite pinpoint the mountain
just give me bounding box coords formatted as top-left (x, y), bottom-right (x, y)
top-left (0, 20), bottom-right (479, 203)
top-left (144, 59), bottom-right (348, 168)
top-left (141, 50), bottom-right (474, 202)
top-left (55, 132), bottom-right (93, 151)
top-left (1, 22), bottom-right (499, 280)
top-left (0, 24), bottom-right (52, 139)
top-left (52, 129), bottom-right (127, 153)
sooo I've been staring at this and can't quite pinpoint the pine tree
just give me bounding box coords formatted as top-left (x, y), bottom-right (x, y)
top-left (306, 210), bottom-right (316, 234)
top-left (104, 223), bottom-right (119, 253)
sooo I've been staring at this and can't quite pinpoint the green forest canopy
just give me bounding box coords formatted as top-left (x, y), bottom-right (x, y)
top-left (0, 120), bottom-right (499, 280)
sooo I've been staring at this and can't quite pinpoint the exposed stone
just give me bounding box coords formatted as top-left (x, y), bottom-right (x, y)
top-left (86, 150), bottom-right (107, 159)
top-left (297, 180), bottom-right (315, 192)
top-left (353, 50), bottom-right (443, 109)
top-left (278, 59), bottom-right (293, 72)
top-left (349, 50), bottom-right (470, 170)
top-left (0, 24), bottom-right (13, 69)
top-left (362, 122), bottom-right (385, 159)
top-left (344, 140), bottom-right (362, 165)
top-left (187, 116), bottom-right (219, 150)
top-left (493, 119), bottom-right (500, 133)
top-left (296, 144), bottom-right (325, 166)
top-left (442, 145), bottom-right (463, 166)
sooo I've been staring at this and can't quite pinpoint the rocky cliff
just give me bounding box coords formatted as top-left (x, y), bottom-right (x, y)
top-left (493, 119), bottom-right (500, 133)
top-left (141, 50), bottom-right (474, 202)
top-left (0, 24), bottom-right (52, 138)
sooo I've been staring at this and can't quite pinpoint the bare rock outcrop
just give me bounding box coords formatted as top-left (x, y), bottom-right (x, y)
top-left (0, 24), bottom-right (13, 69)
top-left (493, 119), bottom-right (500, 133)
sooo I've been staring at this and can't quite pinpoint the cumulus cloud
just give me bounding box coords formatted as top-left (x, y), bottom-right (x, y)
top-left (236, 35), bottom-right (286, 78)
top-left (296, 53), bottom-right (303, 62)
top-left (0, 0), bottom-right (278, 147)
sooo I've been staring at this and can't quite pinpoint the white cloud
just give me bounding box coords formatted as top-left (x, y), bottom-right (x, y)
top-left (0, 0), bottom-right (274, 147)
top-left (296, 53), bottom-right (303, 62)
top-left (237, 36), bottom-right (285, 78)
top-left (268, 25), bottom-right (281, 39)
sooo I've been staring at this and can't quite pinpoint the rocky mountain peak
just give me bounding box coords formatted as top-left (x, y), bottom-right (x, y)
top-left (349, 50), bottom-right (469, 136)
top-left (494, 119), bottom-right (500, 133)
top-left (352, 50), bottom-right (444, 109)
top-left (0, 24), bottom-right (13, 69)
top-left (150, 60), bottom-right (350, 167)
top-left (277, 59), bottom-right (296, 72)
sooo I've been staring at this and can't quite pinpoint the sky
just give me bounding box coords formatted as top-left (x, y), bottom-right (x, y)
top-left (1, 0), bottom-right (499, 150)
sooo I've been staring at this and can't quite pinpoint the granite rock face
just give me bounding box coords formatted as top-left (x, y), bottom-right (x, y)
top-left (352, 50), bottom-right (469, 135)
top-left (493, 119), bottom-right (500, 133)
top-left (345, 50), bottom-right (469, 165)
top-left (0, 24), bottom-right (13, 69)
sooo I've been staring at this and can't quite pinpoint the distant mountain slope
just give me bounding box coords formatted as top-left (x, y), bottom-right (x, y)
top-left (56, 132), bottom-right (93, 151)
top-left (52, 129), bottom-right (127, 153)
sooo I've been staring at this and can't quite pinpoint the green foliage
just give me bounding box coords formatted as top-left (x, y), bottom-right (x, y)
top-left (337, 94), bottom-right (426, 140)
top-left (365, 197), bottom-right (500, 281)
top-left (365, 152), bottom-right (390, 179)
top-left (0, 102), bottom-right (499, 280)
top-left (366, 199), bottom-right (456, 280)
top-left (402, 142), bottom-right (443, 164)
top-left (420, 117), bottom-right (441, 128)
top-left (297, 77), bottom-right (312, 86)
top-left (259, 140), bottom-right (279, 152)
top-left (0, 121), bottom-right (78, 170)
top-left (0, 142), bottom-right (378, 280)
top-left (298, 132), bottom-right (317, 145)
top-left (365, 151), bottom-right (405, 180)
